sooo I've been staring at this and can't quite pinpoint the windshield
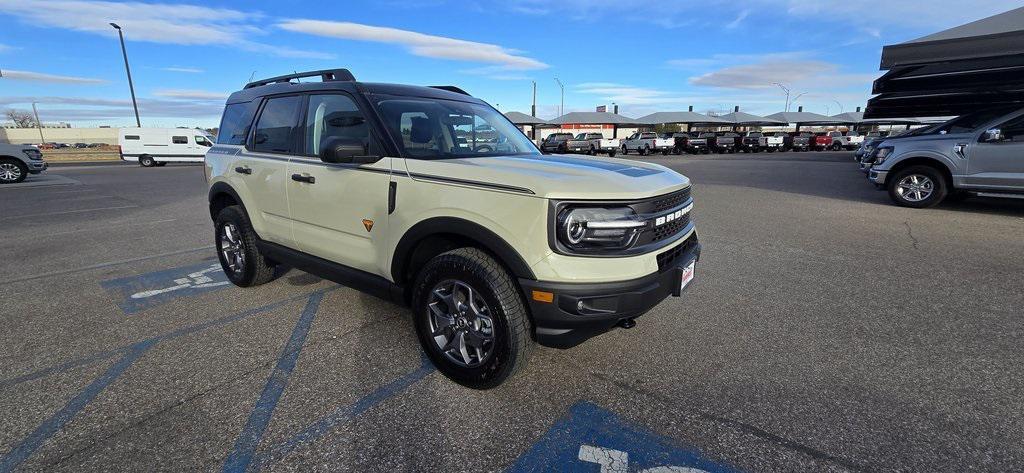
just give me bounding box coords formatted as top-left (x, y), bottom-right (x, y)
top-left (376, 98), bottom-right (539, 159)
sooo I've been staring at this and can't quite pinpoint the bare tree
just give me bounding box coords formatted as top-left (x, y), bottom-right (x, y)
top-left (4, 109), bottom-right (37, 128)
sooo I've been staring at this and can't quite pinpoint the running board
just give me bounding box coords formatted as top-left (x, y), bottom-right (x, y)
top-left (973, 192), bottom-right (1024, 200)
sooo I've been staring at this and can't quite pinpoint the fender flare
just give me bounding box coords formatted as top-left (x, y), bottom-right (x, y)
top-left (207, 181), bottom-right (246, 219)
top-left (391, 217), bottom-right (536, 283)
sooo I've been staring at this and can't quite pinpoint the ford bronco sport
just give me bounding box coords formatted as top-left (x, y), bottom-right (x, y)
top-left (206, 69), bottom-right (700, 388)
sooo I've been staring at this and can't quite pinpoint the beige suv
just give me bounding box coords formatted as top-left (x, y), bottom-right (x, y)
top-left (206, 69), bottom-right (701, 388)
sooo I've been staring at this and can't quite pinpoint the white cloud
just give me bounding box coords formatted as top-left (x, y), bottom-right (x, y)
top-left (0, 43), bottom-right (15, 53)
top-left (277, 19), bottom-right (548, 70)
top-left (0, 69), bottom-right (106, 84)
top-left (574, 83), bottom-right (701, 106)
top-left (0, 95), bottom-right (223, 121)
top-left (153, 89), bottom-right (228, 100)
top-left (725, 9), bottom-right (750, 29)
top-left (690, 60), bottom-right (839, 89)
top-left (0, 0), bottom-right (334, 59)
top-left (780, 0), bottom-right (1023, 31)
top-left (161, 66), bottom-right (203, 74)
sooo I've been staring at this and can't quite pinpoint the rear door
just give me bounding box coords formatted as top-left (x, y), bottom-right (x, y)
top-left (235, 95), bottom-right (302, 247)
top-left (966, 113), bottom-right (1024, 189)
top-left (285, 93), bottom-right (393, 277)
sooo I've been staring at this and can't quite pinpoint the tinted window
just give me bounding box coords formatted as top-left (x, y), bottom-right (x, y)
top-left (172, 136), bottom-right (188, 144)
top-left (195, 135), bottom-right (213, 147)
top-left (304, 94), bottom-right (369, 157)
top-left (217, 101), bottom-right (258, 145)
top-left (936, 107), bottom-right (1018, 135)
top-left (253, 96), bottom-right (301, 153)
top-left (124, 135), bottom-right (140, 140)
top-left (992, 114), bottom-right (1024, 142)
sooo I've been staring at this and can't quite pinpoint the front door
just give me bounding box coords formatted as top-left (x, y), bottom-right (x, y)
top-left (966, 113), bottom-right (1024, 190)
top-left (286, 93), bottom-right (393, 277)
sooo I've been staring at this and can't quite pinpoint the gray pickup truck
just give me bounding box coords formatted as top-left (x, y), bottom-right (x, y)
top-left (0, 143), bottom-right (47, 184)
top-left (867, 106), bottom-right (1024, 208)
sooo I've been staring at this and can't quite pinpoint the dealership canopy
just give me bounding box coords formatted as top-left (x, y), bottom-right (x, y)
top-left (764, 111), bottom-right (842, 125)
top-left (830, 112), bottom-right (864, 124)
top-left (716, 111), bottom-right (786, 126)
top-left (547, 112), bottom-right (639, 125)
top-left (634, 111), bottom-right (730, 125)
top-left (865, 6), bottom-right (1024, 118)
top-left (504, 111), bottom-right (549, 126)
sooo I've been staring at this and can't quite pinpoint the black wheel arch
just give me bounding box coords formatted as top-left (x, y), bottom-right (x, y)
top-left (392, 217), bottom-right (536, 301)
top-left (885, 157), bottom-right (954, 188)
top-left (208, 182), bottom-right (246, 221)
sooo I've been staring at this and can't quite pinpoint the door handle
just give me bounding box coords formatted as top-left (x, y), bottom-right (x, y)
top-left (291, 173), bottom-right (316, 184)
top-left (234, 166), bottom-right (252, 175)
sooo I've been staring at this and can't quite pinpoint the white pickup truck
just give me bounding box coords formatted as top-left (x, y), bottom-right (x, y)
top-left (829, 131), bottom-right (864, 150)
top-left (621, 131), bottom-right (675, 156)
top-left (564, 132), bottom-right (620, 156)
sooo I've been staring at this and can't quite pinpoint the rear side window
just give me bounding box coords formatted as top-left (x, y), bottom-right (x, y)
top-left (124, 135), bottom-right (140, 140)
top-left (171, 136), bottom-right (188, 144)
top-left (252, 96), bottom-right (301, 153)
top-left (217, 101), bottom-right (258, 145)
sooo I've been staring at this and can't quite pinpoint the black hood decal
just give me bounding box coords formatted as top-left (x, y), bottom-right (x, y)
top-left (534, 155), bottom-right (663, 177)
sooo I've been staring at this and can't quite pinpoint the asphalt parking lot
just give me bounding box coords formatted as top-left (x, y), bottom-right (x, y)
top-left (2, 152), bottom-right (1023, 472)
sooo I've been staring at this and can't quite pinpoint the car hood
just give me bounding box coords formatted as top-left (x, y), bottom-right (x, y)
top-left (402, 154), bottom-right (690, 200)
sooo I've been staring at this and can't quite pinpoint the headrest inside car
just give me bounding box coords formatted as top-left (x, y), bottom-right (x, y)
top-left (410, 116), bottom-right (432, 144)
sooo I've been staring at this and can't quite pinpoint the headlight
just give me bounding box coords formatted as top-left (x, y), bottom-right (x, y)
top-left (23, 149), bottom-right (43, 160)
top-left (557, 207), bottom-right (644, 252)
top-left (873, 146), bottom-right (893, 165)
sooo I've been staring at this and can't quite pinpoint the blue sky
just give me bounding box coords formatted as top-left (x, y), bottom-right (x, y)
top-left (1, 0), bottom-right (1020, 128)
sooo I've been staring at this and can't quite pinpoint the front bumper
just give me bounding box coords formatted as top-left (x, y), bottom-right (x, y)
top-left (868, 168), bottom-right (888, 184)
top-left (520, 234), bottom-right (701, 348)
top-left (27, 160), bottom-right (48, 174)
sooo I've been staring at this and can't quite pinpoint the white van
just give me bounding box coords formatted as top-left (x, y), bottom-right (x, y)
top-left (118, 128), bottom-right (215, 167)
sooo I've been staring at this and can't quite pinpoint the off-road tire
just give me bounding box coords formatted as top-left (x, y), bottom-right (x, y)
top-left (887, 165), bottom-right (949, 209)
top-left (0, 159), bottom-right (28, 184)
top-left (412, 247), bottom-right (532, 389)
top-left (214, 205), bottom-right (277, 287)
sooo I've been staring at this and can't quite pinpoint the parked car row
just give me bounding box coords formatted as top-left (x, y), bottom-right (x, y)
top-left (856, 106), bottom-right (1024, 208)
top-left (540, 130), bottom-right (868, 157)
top-left (36, 142), bottom-right (111, 150)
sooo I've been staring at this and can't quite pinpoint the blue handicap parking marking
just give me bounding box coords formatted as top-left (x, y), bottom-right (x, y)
top-left (508, 401), bottom-right (740, 473)
top-left (101, 261), bottom-right (231, 314)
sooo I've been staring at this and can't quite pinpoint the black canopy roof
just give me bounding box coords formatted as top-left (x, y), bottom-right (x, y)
top-left (865, 7), bottom-right (1024, 118)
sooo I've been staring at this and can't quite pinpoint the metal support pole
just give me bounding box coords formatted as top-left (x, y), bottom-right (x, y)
top-left (111, 23), bottom-right (141, 127)
top-left (31, 102), bottom-right (45, 143)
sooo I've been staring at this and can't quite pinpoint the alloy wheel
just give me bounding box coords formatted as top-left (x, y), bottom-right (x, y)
top-left (427, 279), bottom-right (495, 367)
top-left (219, 222), bottom-right (246, 275)
top-left (0, 162), bottom-right (22, 183)
top-left (896, 174), bottom-right (935, 202)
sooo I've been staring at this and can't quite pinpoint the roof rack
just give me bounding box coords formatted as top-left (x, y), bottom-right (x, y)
top-left (244, 69), bottom-right (356, 89)
top-left (429, 85), bottom-right (471, 96)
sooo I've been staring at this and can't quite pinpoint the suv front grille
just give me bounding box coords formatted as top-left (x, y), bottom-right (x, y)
top-left (651, 187), bottom-right (690, 213)
top-left (652, 214), bottom-right (689, 242)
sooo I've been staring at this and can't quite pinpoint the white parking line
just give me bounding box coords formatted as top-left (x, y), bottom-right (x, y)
top-left (7, 245), bottom-right (214, 284)
top-left (0, 205), bottom-right (139, 221)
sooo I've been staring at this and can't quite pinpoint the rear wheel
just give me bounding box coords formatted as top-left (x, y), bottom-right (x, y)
top-left (214, 205), bottom-right (277, 287)
top-left (831, 142), bottom-right (842, 151)
top-left (887, 165), bottom-right (948, 208)
top-left (139, 155), bottom-right (156, 167)
top-left (0, 159), bottom-right (28, 184)
top-left (412, 248), bottom-right (532, 389)
top-left (640, 146), bottom-right (649, 156)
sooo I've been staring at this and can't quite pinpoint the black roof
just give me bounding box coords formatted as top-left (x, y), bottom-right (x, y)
top-left (227, 77), bottom-right (484, 105)
top-left (866, 7), bottom-right (1024, 118)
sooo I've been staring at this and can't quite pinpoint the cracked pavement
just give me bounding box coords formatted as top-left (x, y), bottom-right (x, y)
top-left (1, 154), bottom-right (1023, 472)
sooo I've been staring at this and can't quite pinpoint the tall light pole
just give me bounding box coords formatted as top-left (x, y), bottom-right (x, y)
top-left (772, 82), bottom-right (791, 111)
top-left (110, 23), bottom-right (141, 127)
top-left (554, 78), bottom-right (564, 117)
top-left (31, 102), bottom-right (45, 143)
top-left (531, 80), bottom-right (537, 117)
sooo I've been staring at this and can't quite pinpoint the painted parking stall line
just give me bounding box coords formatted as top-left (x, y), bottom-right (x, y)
top-left (101, 261), bottom-right (231, 314)
top-left (508, 401), bottom-right (740, 473)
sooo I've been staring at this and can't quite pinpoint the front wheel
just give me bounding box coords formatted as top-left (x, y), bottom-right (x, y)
top-left (0, 159), bottom-right (28, 184)
top-left (412, 248), bottom-right (532, 389)
top-left (887, 165), bottom-right (948, 208)
top-left (608, 150), bottom-right (616, 157)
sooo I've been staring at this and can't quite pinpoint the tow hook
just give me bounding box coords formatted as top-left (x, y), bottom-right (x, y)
top-left (617, 318), bottom-right (636, 329)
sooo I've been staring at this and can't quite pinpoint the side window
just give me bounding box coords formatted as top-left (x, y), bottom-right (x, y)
top-left (172, 136), bottom-right (188, 144)
top-left (124, 135), bottom-right (140, 140)
top-left (217, 101), bottom-right (258, 145)
top-left (195, 136), bottom-right (213, 147)
top-left (304, 94), bottom-right (369, 157)
top-left (398, 111), bottom-right (437, 156)
top-left (252, 95), bottom-right (301, 153)
top-left (993, 115), bottom-right (1024, 143)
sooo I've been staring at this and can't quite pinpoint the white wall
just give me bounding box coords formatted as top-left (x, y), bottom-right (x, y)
top-left (0, 127), bottom-right (119, 145)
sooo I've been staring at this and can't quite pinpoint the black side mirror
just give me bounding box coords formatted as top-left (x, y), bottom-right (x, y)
top-left (982, 128), bottom-right (1002, 143)
top-left (320, 137), bottom-right (380, 164)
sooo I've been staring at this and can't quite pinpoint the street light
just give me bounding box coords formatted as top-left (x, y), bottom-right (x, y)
top-left (554, 77), bottom-right (564, 117)
top-left (110, 23), bottom-right (141, 127)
